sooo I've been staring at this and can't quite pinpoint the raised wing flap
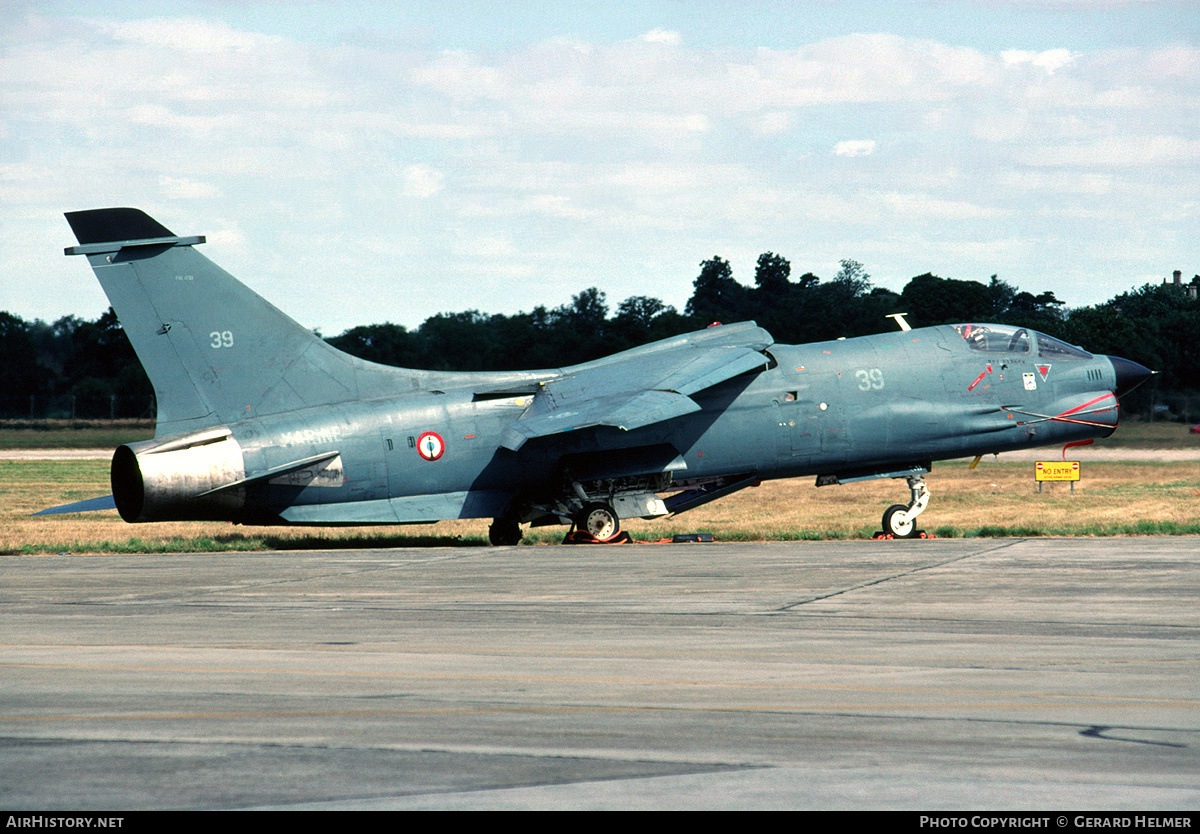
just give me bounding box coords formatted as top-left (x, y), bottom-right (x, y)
top-left (606, 388), bottom-right (703, 430)
top-left (501, 388), bottom-right (702, 450)
top-left (588, 320), bottom-right (773, 363)
top-left (658, 347), bottom-right (774, 395)
top-left (500, 324), bottom-right (773, 450)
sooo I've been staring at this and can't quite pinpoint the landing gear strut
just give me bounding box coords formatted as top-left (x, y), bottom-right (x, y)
top-left (881, 475), bottom-right (930, 539)
top-left (488, 515), bottom-right (522, 546)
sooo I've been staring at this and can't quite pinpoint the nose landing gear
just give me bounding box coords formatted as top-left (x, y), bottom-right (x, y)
top-left (881, 475), bottom-right (930, 539)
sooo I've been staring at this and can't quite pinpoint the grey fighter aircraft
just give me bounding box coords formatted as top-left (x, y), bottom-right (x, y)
top-left (42, 208), bottom-right (1152, 543)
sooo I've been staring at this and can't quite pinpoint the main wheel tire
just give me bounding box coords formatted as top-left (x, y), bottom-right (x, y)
top-left (882, 504), bottom-right (917, 538)
top-left (488, 517), bottom-right (522, 546)
top-left (577, 502), bottom-right (620, 540)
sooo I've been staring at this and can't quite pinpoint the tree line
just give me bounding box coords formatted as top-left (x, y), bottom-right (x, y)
top-left (3, 254), bottom-right (1195, 420)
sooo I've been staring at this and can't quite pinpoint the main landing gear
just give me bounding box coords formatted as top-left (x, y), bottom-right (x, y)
top-left (488, 515), bottom-right (522, 546)
top-left (576, 502), bottom-right (620, 540)
top-left (488, 500), bottom-right (625, 546)
top-left (880, 475), bottom-right (930, 539)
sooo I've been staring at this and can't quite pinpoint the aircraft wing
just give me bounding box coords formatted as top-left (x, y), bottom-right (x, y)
top-left (499, 324), bottom-right (773, 451)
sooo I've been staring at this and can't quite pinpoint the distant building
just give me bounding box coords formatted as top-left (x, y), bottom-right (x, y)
top-left (1164, 269), bottom-right (1200, 298)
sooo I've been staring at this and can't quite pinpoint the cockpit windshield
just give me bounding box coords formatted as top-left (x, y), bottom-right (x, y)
top-left (1036, 333), bottom-right (1092, 360)
top-left (952, 324), bottom-right (1092, 360)
top-left (952, 324), bottom-right (1030, 354)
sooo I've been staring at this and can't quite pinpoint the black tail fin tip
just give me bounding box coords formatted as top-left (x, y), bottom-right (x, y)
top-left (65, 208), bottom-right (176, 245)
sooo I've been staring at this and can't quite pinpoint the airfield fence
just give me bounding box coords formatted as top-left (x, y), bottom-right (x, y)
top-left (0, 394), bottom-right (156, 421)
top-left (1141, 390), bottom-right (1200, 424)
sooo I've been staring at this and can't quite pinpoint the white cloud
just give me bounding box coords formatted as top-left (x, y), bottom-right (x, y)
top-left (757, 110), bottom-right (795, 136)
top-left (878, 191), bottom-right (1004, 220)
top-left (745, 34), bottom-right (997, 108)
top-left (638, 29), bottom-right (681, 46)
top-left (1024, 135), bottom-right (1200, 168)
top-left (412, 49), bottom-right (503, 92)
top-left (834, 140), bottom-right (877, 157)
top-left (159, 176), bottom-right (221, 198)
top-left (94, 16), bottom-right (284, 54)
top-left (1000, 48), bottom-right (1077, 75)
top-left (399, 165), bottom-right (444, 199)
top-left (3, 8), bottom-right (1199, 331)
top-left (1001, 170), bottom-right (1115, 196)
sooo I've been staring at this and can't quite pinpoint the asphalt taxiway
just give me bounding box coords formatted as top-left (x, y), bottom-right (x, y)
top-left (2, 538), bottom-right (1198, 810)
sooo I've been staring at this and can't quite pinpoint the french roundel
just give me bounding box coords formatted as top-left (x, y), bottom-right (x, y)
top-left (416, 431), bottom-right (445, 461)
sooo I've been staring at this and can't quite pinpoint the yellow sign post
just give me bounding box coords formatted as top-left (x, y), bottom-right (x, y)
top-left (1035, 461), bottom-right (1080, 493)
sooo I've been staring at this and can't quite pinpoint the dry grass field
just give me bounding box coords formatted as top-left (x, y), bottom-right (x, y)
top-left (4, 417), bottom-right (1198, 552)
top-left (5, 451), bottom-right (1199, 554)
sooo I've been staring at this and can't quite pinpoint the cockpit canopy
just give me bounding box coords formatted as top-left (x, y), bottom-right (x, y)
top-left (952, 324), bottom-right (1092, 360)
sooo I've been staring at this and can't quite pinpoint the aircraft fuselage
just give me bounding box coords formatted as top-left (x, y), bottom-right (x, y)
top-left (52, 208), bottom-right (1150, 541)
top-left (152, 322), bottom-right (1121, 529)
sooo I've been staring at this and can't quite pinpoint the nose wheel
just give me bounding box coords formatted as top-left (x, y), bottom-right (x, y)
top-left (880, 476), bottom-right (930, 539)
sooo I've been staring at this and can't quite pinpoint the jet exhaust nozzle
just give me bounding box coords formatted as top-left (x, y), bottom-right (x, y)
top-left (110, 428), bottom-right (246, 522)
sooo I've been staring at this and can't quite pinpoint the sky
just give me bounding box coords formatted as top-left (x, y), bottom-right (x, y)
top-left (2, 1), bottom-right (1198, 336)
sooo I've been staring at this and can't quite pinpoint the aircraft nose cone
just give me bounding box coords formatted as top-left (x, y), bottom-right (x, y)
top-left (1108, 356), bottom-right (1154, 397)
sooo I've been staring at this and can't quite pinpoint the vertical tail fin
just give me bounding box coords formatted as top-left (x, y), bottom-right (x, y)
top-left (65, 208), bottom-right (362, 435)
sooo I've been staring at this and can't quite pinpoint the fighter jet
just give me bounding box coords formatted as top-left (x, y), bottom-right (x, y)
top-left (42, 208), bottom-right (1152, 543)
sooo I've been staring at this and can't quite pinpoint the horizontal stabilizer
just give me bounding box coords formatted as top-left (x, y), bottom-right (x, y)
top-left (64, 209), bottom-right (205, 256)
top-left (33, 494), bottom-right (118, 516)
